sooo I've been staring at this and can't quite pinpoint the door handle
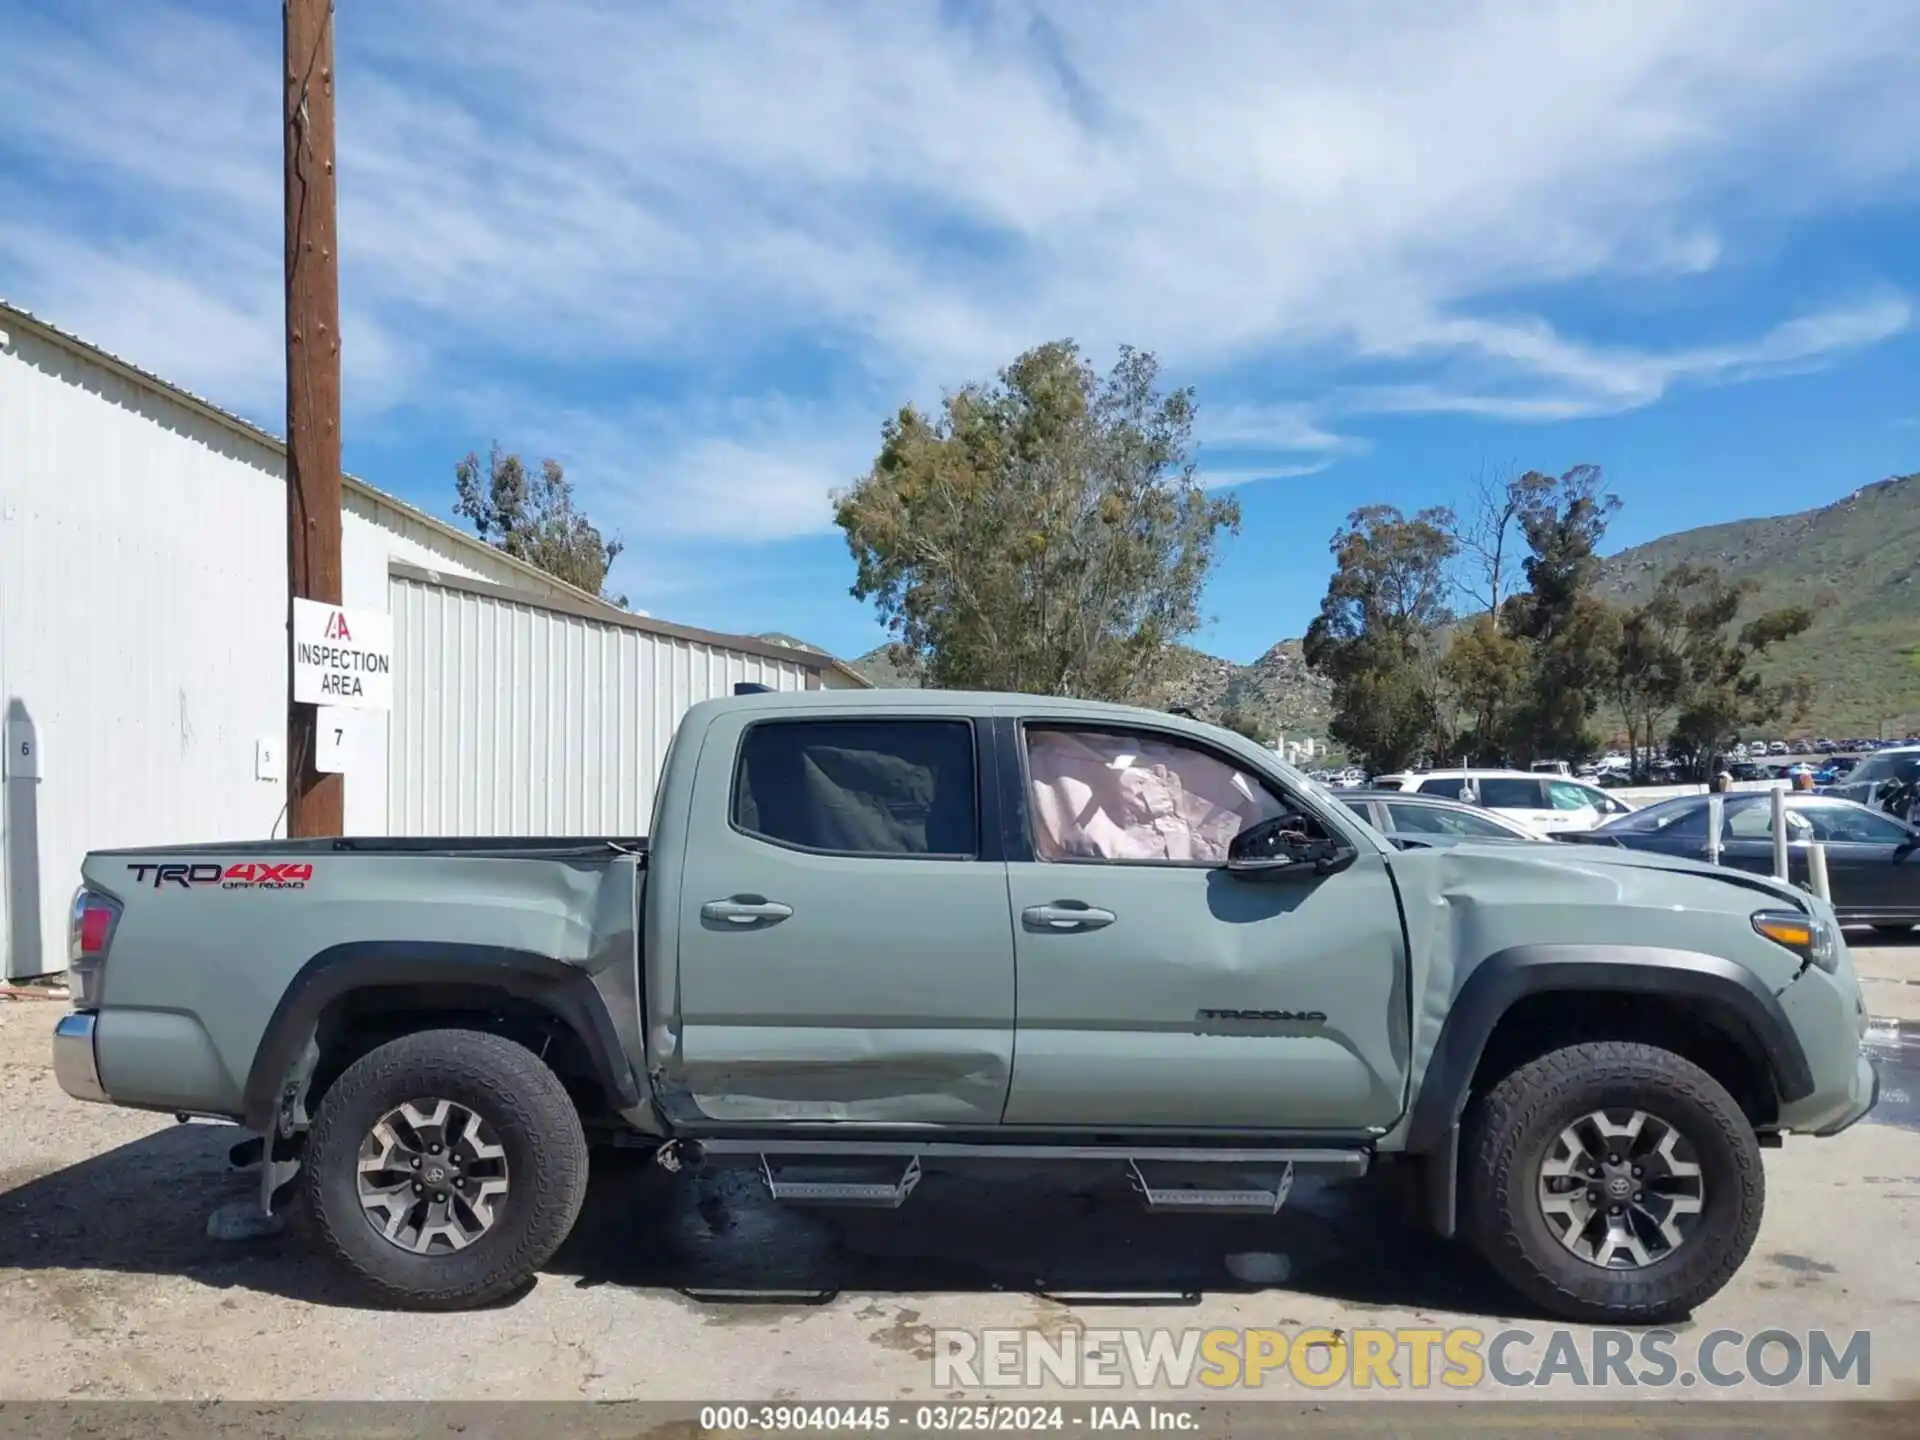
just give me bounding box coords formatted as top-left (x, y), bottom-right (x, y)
top-left (1023, 902), bottom-right (1116, 931)
top-left (702, 897), bottom-right (794, 925)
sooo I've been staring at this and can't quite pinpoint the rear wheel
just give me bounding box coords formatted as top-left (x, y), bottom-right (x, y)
top-left (306, 1028), bottom-right (589, 1310)
top-left (1463, 1041), bottom-right (1763, 1323)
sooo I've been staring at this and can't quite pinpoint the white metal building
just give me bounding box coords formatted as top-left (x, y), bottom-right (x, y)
top-left (0, 299), bottom-right (867, 978)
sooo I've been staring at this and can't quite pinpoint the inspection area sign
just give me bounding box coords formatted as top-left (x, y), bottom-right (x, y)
top-left (292, 599), bottom-right (393, 710)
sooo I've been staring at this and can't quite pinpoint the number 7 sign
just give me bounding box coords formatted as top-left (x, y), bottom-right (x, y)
top-left (314, 706), bottom-right (362, 774)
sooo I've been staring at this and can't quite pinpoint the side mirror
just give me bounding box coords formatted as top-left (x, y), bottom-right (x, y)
top-left (1227, 816), bottom-right (1357, 880)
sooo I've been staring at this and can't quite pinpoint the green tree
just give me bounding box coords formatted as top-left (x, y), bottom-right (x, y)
top-left (834, 341), bottom-right (1239, 701)
top-left (1501, 464), bottom-right (1622, 762)
top-left (1304, 504), bottom-right (1457, 772)
top-left (1606, 583), bottom-right (1689, 776)
top-left (1657, 564), bottom-right (1817, 775)
top-left (454, 444), bottom-right (626, 604)
top-left (1438, 464), bottom-right (1621, 764)
top-left (1440, 612), bottom-right (1532, 764)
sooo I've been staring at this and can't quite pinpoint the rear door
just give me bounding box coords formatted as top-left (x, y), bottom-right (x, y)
top-left (999, 716), bottom-right (1410, 1132)
top-left (1474, 776), bottom-right (1563, 833)
top-left (673, 709), bottom-right (1015, 1127)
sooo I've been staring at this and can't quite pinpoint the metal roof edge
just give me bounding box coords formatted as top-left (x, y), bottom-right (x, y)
top-left (389, 559), bottom-right (860, 674)
top-left (0, 296), bottom-right (621, 617)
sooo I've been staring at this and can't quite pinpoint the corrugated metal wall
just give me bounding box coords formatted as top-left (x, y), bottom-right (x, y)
top-left (0, 326), bottom-right (290, 978)
top-left (387, 571), bottom-right (815, 836)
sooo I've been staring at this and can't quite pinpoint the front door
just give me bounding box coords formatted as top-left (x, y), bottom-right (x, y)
top-left (1798, 799), bottom-right (1920, 920)
top-left (999, 718), bottom-right (1410, 1132)
top-left (672, 710), bottom-right (1015, 1127)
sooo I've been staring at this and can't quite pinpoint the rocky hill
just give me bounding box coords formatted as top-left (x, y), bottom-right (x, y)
top-left (1596, 472), bottom-right (1920, 735)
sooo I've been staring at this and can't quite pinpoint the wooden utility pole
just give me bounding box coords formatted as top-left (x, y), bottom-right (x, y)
top-left (283, 0), bottom-right (344, 836)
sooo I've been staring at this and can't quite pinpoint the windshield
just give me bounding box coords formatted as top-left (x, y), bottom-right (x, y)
top-left (1597, 794), bottom-right (1705, 833)
top-left (1849, 752), bottom-right (1920, 786)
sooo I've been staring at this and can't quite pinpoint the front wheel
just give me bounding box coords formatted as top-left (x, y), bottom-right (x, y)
top-left (1463, 1041), bottom-right (1763, 1324)
top-left (305, 1028), bottom-right (589, 1310)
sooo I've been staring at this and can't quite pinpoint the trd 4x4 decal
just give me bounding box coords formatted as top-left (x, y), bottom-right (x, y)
top-left (126, 862), bottom-right (314, 891)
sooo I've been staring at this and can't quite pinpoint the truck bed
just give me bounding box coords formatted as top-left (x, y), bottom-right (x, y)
top-left (98, 835), bottom-right (649, 861)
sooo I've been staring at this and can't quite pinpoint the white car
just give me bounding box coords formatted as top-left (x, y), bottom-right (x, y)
top-left (1370, 768), bottom-right (1637, 834)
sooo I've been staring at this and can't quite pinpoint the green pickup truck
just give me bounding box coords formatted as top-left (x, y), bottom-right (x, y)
top-left (52, 689), bottom-right (1877, 1320)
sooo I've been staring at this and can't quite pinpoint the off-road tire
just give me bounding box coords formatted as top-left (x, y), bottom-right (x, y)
top-left (305, 1028), bottom-right (589, 1310)
top-left (1872, 923), bottom-right (1915, 938)
top-left (1463, 1041), bottom-right (1763, 1324)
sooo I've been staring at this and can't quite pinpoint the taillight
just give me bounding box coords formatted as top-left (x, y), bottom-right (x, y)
top-left (79, 906), bottom-right (112, 955)
top-left (68, 888), bottom-right (118, 1006)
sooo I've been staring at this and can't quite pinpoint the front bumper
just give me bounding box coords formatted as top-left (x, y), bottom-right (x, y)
top-left (1810, 1055), bottom-right (1880, 1137)
top-left (52, 1012), bottom-right (111, 1104)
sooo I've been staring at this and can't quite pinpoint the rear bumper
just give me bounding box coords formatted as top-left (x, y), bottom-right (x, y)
top-left (52, 1012), bottom-right (111, 1104)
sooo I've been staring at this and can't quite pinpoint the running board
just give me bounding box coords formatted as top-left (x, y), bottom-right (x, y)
top-left (692, 1138), bottom-right (1369, 1173)
top-left (758, 1154), bottom-right (923, 1208)
top-left (1127, 1158), bottom-right (1294, 1216)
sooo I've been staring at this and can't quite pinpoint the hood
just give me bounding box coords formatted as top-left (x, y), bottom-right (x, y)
top-left (1426, 836), bottom-right (1815, 914)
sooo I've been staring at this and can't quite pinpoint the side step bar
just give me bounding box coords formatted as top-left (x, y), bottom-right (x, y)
top-left (695, 1138), bottom-right (1368, 1170)
top-left (1127, 1158), bottom-right (1294, 1216)
top-left (666, 1139), bottom-right (1368, 1213)
top-left (758, 1155), bottom-right (922, 1208)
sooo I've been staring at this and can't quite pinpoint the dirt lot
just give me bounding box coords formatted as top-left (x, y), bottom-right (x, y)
top-left (3, 935), bottom-right (1919, 1408)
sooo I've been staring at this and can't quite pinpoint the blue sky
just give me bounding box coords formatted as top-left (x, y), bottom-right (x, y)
top-left (3, 1), bottom-right (1917, 663)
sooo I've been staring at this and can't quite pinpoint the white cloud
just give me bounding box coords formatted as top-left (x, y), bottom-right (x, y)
top-left (1339, 293), bottom-right (1914, 420)
top-left (1195, 461), bottom-right (1338, 490)
top-left (1, 0), bottom-right (1917, 548)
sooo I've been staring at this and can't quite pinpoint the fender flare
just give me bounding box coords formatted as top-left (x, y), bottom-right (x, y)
top-left (240, 941), bottom-right (642, 1132)
top-left (1405, 943), bottom-right (1814, 1237)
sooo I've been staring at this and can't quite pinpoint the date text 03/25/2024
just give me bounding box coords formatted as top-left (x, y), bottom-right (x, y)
top-left (696, 1404), bottom-right (1195, 1432)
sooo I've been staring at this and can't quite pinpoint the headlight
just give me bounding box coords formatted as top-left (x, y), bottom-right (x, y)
top-left (1752, 909), bottom-right (1839, 972)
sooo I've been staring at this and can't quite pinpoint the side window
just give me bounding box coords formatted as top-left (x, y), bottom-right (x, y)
top-left (1547, 780), bottom-right (1599, 812)
top-left (1416, 777), bottom-right (1467, 800)
top-left (1388, 802), bottom-right (1520, 839)
top-left (1726, 801), bottom-right (1811, 841)
top-left (1024, 726), bottom-right (1295, 864)
top-left (732, 719), bottom-right (977, 857)
top-left (1478, 778), bottom-right (1547, 809)
top-left (1386, 802), bottom-right (1465, 836)
top-left (1800, 801), bottom-right (1913, 845)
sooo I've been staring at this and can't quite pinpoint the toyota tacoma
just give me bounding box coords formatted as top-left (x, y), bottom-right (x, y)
top-left (52, 689), bottom-right (1878, 1319)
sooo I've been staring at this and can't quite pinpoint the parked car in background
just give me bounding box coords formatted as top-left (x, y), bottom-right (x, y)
top-left (1560, 791), bottom-right (1920, 934)
top-left (1335, 789), bottom-right (1551, 846)
top-left (1825, 745), bottom-right (1920, 817)
top-left (1371, 769), bottom-right (1636, 834)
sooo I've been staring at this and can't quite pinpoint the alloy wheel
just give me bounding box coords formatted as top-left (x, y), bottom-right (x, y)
top-left (355, 1097), bottom-right (511, 1254)
top-left (1536, 1107), bottom-right (1705, 1270)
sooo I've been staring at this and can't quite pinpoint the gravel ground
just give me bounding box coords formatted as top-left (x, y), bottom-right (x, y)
top-left (2, 934), bottom-right (1918, 1410)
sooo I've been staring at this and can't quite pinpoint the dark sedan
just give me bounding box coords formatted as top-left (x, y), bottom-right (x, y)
top-left (1561, 791), bottom-right (1919, 934)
